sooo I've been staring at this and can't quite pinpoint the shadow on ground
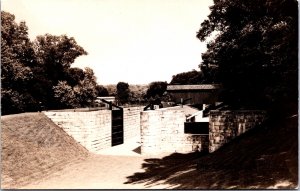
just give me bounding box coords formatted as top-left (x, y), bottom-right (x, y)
top-left (125, 151), bottom-right (205, 188)
top-left (125, 116), bottom-right (298, 189)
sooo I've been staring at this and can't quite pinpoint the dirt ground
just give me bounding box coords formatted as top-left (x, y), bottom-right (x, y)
top-left (21, 138), bottom-right (174, 189)
top-left (22, 154), bottom-right (159, 189)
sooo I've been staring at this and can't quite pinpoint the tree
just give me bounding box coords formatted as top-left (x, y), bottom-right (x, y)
top-left (96, 85), bottom-right (109, 97)
top-left (105, 84), bottom-right (117, 96)
top-left (1, 11), bottom-right (37, 114)
top-left (197, 0), bottom-right (298, 112)
top-left (53, 67), bottom-right (98, 108)
top-left (128, 84), bottom-right (148, 104)
top-left (75, 67), bottom-right (98, 107)
top-left (170, 70), bottom-right (205, 85)
top-left (145, 81), bottom-right (168, 99)
top-left (32, 34), bottom-right (88, 109)
top-left (1, 11), bottom-right (95, 114)
top-left (116, 82), bottom-right (130, 105)
top-left (66, 67), bottom-right (85, 87)
top-left (33, 34), bottom-right (87, 83)
top-left (1, 12), bottom-right (36, 69)
top-left (53, 81), bottom-right (78, 108)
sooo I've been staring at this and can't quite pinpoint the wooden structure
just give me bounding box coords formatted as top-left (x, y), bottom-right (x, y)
top-left (166, 84), bottom-right (221, 106)
top-left (95, 96), bottom-right (116, 108)
top-left (111, 109), bottom-right (124, 146)
top-left (100, 98), bottom-right (124, 146)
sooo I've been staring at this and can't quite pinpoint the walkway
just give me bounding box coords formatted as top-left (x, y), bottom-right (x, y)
top-left (96, 136), bottom-right (142, 156)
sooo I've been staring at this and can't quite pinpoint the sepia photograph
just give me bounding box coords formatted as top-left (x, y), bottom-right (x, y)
top-left (1, 0), bottom-right (298, 189)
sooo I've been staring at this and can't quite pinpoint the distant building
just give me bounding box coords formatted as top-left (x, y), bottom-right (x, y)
top-left (166, 84), bottom-right (221, 109)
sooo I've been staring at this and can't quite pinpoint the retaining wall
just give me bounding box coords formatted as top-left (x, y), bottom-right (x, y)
top-left (44, 110), bottom-right (111, 154)
top-left (140, 108), bottom-right (209, 155)
top-left (44, 106), bottom-right (266, 155)
top-left (123, 106), bottom-right (144, 142)
top-left (44, 106), bottom-right (143, 154)
top-left (209, 110), bottom-right (266, 152)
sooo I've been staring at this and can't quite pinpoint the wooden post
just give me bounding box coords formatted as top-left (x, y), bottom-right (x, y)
top-left (109, 101), bottom-right (112, 110)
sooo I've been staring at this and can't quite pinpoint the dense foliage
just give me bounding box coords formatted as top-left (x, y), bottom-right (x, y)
top-left (197, 0), bottom-right (298, 111)
top-left (128, 84), bottom-right (148, 104)
top-left (53, 67), bottom-right (98, 108)
top-left (170, 70), bottom-right (205, 85)
top-left (145, 81), bottom-right (168, 99)
top-left (1, 11), bottom-right (37, 114)
top-left (96, 85), bottom-right (109, 97)
top-left (116, 82), bottom-right (130, 105)
top-left (1, 11), bottom-right (99, 114)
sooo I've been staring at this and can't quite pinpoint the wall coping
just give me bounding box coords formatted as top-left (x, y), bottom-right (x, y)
top-left (142, 105), bottom-right (199, 113)
top-left (44, 106), bottom-right (144, 113)
top-left (42, 110), bottom-right (111, 115)
top-left (43, 107), bottom-right (108, 112)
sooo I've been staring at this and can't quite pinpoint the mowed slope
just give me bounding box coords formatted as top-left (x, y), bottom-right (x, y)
top-left (1, 112), bottom-right (89, 189)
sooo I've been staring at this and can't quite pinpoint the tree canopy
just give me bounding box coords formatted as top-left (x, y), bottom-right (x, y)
top-left (145, 81), bottom-right (168, 99)
top-left (53, 67), bottom-right (98, 108)
top-left (33, 34), bottom-right (87, 85)
top-left (1, 11), bottom-right (37, 114)
top-left (96, 85), bottom-right (109, 97)
top-left (197, 0), bottom-right (298, 111)
top-left (1, 11), bottom-right (99, 114)
top-left (128, 84), bottom-right (148, 104)
top-left (116, 82), bottom-right (130, 105)
top-left (170, 70), bottom-right (205, 85)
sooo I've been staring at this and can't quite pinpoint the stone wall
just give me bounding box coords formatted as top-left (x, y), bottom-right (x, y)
top-left (44, 110), bottom-right (111, 154)
top-left (209, 110), bottom-right (266, 153)
top-left (44, 106), bottom-right (143, 154)
top-left (140, 108), bottom-right (209, 155)
top-left (123, 106), bottom-right (144, 141)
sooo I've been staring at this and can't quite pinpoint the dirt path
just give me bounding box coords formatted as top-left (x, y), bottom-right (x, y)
top-left (21, 137), bottom-right (173, 189)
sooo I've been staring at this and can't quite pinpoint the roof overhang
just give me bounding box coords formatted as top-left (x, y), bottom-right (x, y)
top-left (167, 84), bottom-right (221, 91)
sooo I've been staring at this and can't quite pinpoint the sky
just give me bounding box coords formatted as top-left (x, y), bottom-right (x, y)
top-left (2, 0), bottom-right (213, 85)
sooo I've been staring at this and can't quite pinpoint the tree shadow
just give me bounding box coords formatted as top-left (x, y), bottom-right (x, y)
top-left (125, 117), bottom-right (298, 189)
top-left (125, 151), bottom-right (206, 187)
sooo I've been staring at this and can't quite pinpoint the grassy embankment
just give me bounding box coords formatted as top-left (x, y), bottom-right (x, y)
top-left (1, 112), bottom-right (89, 188)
